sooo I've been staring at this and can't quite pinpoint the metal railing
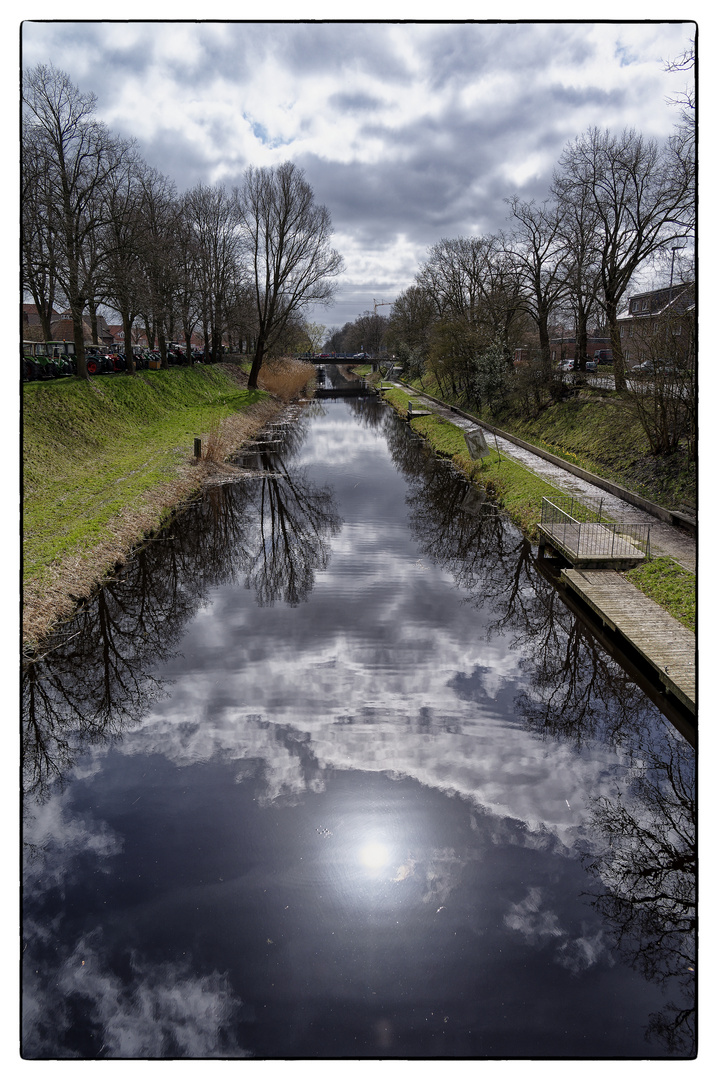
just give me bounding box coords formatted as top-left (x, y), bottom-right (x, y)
top-left (540, 496), bottom-right (651, 560)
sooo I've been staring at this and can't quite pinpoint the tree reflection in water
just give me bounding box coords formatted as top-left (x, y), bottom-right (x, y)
top-left (22, 396), bottom-right (696, 1057)
top-left (379, 406), bottom-right (696, 1056)
top-left (22, 415), bottom-right (342, 801)
top-left (581, 728), bottom-right (696, 1055)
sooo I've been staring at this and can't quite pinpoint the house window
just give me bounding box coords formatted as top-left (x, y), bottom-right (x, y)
top-left (620, 325), bottom-right (625, 337)
top-left (673, 325), bottom-right (682, 336)
top-left (642, 300), bottom-right (649, 311)
top-left (653, 321), bottom-right (659, 332)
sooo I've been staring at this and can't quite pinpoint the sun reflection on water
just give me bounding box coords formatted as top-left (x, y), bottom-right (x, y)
top-left (359, 840), bottom-right (391, 871)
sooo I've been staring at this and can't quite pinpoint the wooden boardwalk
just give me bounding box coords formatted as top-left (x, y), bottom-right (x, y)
top-left (562, 568), bottom-right (695, 715)
top-left (538, 520), bottom-right (647, 569)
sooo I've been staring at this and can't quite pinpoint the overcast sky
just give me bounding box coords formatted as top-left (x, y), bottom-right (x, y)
top-left (20, 14), bottom-right (696, 333)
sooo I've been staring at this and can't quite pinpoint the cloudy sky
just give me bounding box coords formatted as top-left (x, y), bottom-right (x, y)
top-left (20, 13), bottom-right (695, 331)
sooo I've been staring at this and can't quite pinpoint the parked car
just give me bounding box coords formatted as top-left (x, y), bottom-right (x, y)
top-left (635, 358), bottom-right (675, 376)
top-left (559, 359), bottom-right (574, 372)
top-left (585, 359), bottom-right (597, 372)
top-left (594, 350), bottom-right (613, 364)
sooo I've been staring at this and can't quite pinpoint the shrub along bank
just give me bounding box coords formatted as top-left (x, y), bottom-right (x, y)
top-left (379, 385), bottom-right (695, 632)
top-left (22, 364), bottom-right (284, 648)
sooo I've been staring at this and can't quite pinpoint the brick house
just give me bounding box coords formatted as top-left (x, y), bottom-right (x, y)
top-left (22, 304), bottom-right (115, 346)
top-left (105, 324), bottom-right (149, 349)
top-left (22, 303), bottom-right (60, 342)
top-left (616, 282), bottom-right (695, 368)
top-left (548, 336), bottom-right (612, 364)
top-left (54, 310), bottom-right (115, 346)
top-left (514, 335), bottom-right (611, 366)
top-left (107, 325), bottom-right (206, 350)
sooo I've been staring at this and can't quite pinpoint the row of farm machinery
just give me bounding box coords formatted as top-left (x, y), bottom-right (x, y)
top-left (22, 341), bottom-right (216, 381)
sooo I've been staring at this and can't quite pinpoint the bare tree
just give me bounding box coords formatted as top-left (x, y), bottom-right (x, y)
top-left (22, 64), bottom-right (133, 378)
top-left (21, 125), bottom-right (60, 341)
top-left (387, 284), bottom-right (433, 351)
top-left (135, 168), bottom-right (182, 368)
top-left (96, 152), bottom-right (147, 373)
top-left (556, 128), bottom-right (693, 390)
top-left (236, 161), bottom-right (344, 388)
top-left (552, 170), bottom-right (603, 372)
top-left (183, 183), bottom-right (243, 363)
top-left (505, 197), bottom-right (570, 380)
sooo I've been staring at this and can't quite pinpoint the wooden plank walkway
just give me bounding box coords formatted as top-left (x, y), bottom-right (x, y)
top-left (538, 521), bottom-right (647, 568)
top-left (562, 568), bottom-right (695, 714)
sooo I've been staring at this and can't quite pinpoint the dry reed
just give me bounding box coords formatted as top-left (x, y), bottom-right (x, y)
top-left (257, 357), bottom-right (316, 400)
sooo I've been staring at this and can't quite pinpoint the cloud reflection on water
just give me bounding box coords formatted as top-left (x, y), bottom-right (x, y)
top-left (21, 398), bottom-right (695, 1058)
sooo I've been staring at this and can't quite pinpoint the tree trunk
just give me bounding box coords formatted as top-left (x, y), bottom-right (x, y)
top-left (68, 279), bottom-right (87, 379)
top-left (143, 317), bottom-right (154, 351)
top-left (538, 313), bottom-right (552, 380)
top-left (576, 313), bottom-right (588, 371)
top-left (248, 338), bottom-right (266, 388)
top-left (158, 328), bottom-right (168, 370)
top-left (606, 299), bottom-right (627, 391)
top-left (89, 302), bottom-right (99, 345)
top-left (122, 311), bottom-right (136, 375)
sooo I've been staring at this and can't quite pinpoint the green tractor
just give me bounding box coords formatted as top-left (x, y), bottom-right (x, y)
top-left (45, 341), bottom-right (77, 376)
top-left (22, 341), bottom-right (77, 379)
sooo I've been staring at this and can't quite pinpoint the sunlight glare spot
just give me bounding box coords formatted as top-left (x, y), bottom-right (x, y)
top-left (360, 842), bottom-right (390, 870)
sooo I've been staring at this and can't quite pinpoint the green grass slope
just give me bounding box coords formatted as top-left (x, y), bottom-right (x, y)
top-left (23, 366), bottom-right (267, 586)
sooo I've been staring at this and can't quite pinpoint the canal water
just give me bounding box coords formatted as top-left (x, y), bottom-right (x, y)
top-left (22, 381), bottom-right (696, 1059)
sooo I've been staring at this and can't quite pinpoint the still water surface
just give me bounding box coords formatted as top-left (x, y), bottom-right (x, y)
top-left (22, 387), bottom-right (695, 1059)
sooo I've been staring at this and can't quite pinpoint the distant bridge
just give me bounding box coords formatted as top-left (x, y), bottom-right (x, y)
top-left (313, 385), bottom-right (369, 398)
top-left (297, 354), bottom-right (391, 365)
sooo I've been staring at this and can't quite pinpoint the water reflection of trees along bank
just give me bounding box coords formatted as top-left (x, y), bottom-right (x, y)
top-left (581, 727), bottom-right (696, 1055)
top-left (380, 405), bottom-right (696, 1054)
top-left (21, 394), bottom-right (696, 1058)
top-left (386, 435), bottom-right (646, 746)
top-left (22, 440), bottom-right (342, 801)
top-left (382, 404), bottom-right (690, 743)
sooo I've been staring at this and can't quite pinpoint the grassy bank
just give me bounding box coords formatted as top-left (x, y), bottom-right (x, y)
top-left (382, 387), bottom-right (566, 538)
top-left (23, 363), bottom-right (288, 648)
top-left (408, 371), bottom-right (696, 511)
top-left (380, 385), bottom-right (695, 631)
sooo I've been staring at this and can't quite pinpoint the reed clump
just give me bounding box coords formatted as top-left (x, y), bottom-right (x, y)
top-left (201, 411), bottom-right (229, 463)
top-left (258, 357), bottom-right (316, 400)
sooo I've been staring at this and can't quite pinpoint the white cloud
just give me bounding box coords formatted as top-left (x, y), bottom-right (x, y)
top-left (22, 930), bottom-right (247, 1058)
top-left (20, 18), bottom-right (695, 324)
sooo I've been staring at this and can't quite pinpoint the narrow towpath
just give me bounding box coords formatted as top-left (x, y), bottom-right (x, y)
top-left (391, 383), bottom-right (696, 574)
